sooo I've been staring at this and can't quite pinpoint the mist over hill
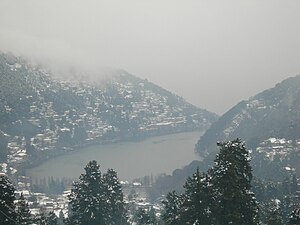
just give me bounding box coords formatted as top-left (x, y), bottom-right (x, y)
top-left (196, 75), bottom-right (300, 156)
top-left (149, 76), bottom-right (300, 200)
top-left (0, 52), bottom-right (217, 166)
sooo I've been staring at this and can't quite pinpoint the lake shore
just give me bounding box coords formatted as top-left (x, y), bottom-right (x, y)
top-left (26, 131), bottom-right (204, 182)
top-left (26, 127), bottom-right (204, 169)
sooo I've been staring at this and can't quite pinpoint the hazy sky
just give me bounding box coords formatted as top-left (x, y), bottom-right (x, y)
top-left (1, 0), bottom-right (300, 114)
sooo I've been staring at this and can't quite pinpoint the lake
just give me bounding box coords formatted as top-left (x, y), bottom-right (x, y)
top-left (26, 131), bottom-right (203, 181)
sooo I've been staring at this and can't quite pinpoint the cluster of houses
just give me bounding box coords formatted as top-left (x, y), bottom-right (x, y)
top-left (256, 137), bottom-right (300, 160)
top-left (15, 189), bottom-right (69, 218)
top-left (2, 72), bottom-right (206, 170)
top-left (0, 72), bottom-right (206, 220)
top-left (4, 175), bottom-right (162, 220)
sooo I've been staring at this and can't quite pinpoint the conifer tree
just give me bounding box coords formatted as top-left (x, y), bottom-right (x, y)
top-left (0, 174), bottom-right (17, 224)
top-left (134, 208), bottom-right (154, 225)
top-left (148, 207), bottom-right (158, 224)
top-left (163, 170), bottom-right (213, 224)
top-left (68, 160), bottom-right (108, 225)
top-left (16, 193), bottom-right (32, 225)
top-left (265, 200), bottom-right (284, 225)
top-left (162, 191), bottom-right (183, 225)
top-left (162, 139), bottom-right (259, 225)
top-left (181, 169), bottom-right (212, 224)
top-left (288, 208), bottom-right (300, 224)
top-left (35, 211), bottom-right (59, 225)
top-left (35, 214), bottom-right (47, 225)
top-left (210, 139), bottom-right (258, 225)
top-left (103, 169), bottom-right (128, 225)
top-left (47, 211), bottom-right (58, 225)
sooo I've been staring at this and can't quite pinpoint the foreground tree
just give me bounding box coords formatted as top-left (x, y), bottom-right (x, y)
top-left (288, 208), bottom-right (300, 224)
top-left (133, 207), bottom-right (157, 225)
top-left (34, 211), bottom-right (59, 225)
top-left (163, 170), bottom-right (212, 225)
top-left (265, 200), bottom-right (284, 225)
top-left (0, 174), bottom-right (17, 224)
top-left (162, 191), bottom-right (183, 225)
top-left (181, 169), bottom-right (212, 224)
top-left (162, 139), bottom-right (259, 225)
top-left (68, 160), bottom-right (108, 225)
top-left (67, 160), bottom-right (128, 225)
top-left (46, 211), bottom-right (59, 225)
top-left (16, 193), bottom-right (33, 225)
top-left (210, 139), bottom-right (259, 225)
top-left (103, 169), bottom-right (128, 224)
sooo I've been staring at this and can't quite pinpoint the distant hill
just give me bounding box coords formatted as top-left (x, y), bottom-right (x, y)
top-left (196, 75), bottom-right (300, 156)
top-left (150, 76), bottom-right (300, 199)
top-left (0, 52), bottom-right (218, 166)
top-left (149, 76), bottom-right (300, 200)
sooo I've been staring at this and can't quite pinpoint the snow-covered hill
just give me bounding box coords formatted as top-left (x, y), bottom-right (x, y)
top-left (196, 75), bottom-right (300, 156)
top-left (0, 52), bottom-right (218, 167)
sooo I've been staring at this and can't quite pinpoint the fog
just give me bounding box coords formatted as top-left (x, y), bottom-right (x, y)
top-left (1, 0), bottom-right (300, 114)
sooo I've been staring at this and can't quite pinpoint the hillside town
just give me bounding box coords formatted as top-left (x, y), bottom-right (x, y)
top-left (257, 137), bottom-right (300, 160)
top-left (0, 55), bottom-right (215, 222)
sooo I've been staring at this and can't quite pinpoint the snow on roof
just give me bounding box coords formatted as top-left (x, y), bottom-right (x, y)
top-left (285, 167), bottom-right (295, 171)
top-left (268, 138), bottom-right (277, 143)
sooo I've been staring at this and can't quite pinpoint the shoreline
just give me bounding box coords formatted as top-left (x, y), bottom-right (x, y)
top-left (25, 126), bottom-right (205, 171)
top-left (26, 129), bottom-right (204, 182)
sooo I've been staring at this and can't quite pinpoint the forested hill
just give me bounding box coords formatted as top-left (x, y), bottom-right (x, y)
top-left (0, 52), bottom-right (217, 164)
top-left (196, 75), bottom-right (300, 156)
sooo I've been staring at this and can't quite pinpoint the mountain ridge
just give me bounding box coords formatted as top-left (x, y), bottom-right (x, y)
top-left (196, 75), bottom-right (300, 156)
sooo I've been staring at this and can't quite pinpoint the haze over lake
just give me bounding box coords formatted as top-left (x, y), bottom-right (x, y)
top-left (27, 131), bottom-right (203, 181)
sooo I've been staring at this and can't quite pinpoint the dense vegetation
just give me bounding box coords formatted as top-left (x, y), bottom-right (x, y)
top-left (162, 139), bottom-right (258, 224)
top-left (66, 161), bottom-right (128, 225)
top-left (1, 140), bottom-right (300, 224)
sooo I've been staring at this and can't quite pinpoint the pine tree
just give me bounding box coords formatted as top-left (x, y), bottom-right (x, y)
top-left (16, 193), bottom-right (32, 225)
top-left (34, 211), bottom-right (59, 225)
top-left (181, 169), bottom-right (212, 224)
top-left (210, 139), bottom-right (259, 225)
top-left (35, 214), bottom-right (47, 225)
top-left (0, 174), bottom-right (17, 224)
top-left (288, 208), bottom-right (300, 224)
top-left (68, 160), bottom-right (109, 225)
top-left (133, 208), bottom-right (152, 225)
top-left (265, 200), bottom-right (284, 225)
top-left (162, 191), bottom-right (183, 225)
top-left (162, 170), bottom-right (213, 224)
top-left (47, 211), bottom-right (58, 225)
top-left (148, 207), bottom-right (158, 224)
top-left (103, 169), bottom-right (128, 225)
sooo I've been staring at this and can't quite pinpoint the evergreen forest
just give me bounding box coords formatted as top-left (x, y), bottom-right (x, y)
top-left (1, 139), bottom-right (300, 224)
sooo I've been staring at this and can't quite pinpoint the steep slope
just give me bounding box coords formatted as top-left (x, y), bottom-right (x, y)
top-left (0, 52), bottom-right (218, 167)
top-left (149, 76), bottom-right (300, 200)
top-left (196, 75), bottom-right (300, 156)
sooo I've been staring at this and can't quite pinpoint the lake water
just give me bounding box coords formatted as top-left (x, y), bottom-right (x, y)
top-left (26, 131), bottom-right (203, 181)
